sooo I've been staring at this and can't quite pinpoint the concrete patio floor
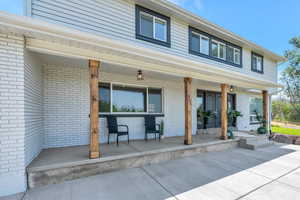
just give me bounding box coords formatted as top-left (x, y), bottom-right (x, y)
top-left (3, 143), bottom-right (300, 200)
top-left (28, 134), bottom-right (222, 170)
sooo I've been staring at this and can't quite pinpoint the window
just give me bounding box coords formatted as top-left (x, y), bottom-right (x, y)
top-left (189, 27), bottom-right (242, 68)
top-left (211, 40), bottom-right (226, 60)
top-left (155, 18), bottom-right (167, 41)
top-left (251, 52), bottom-right (264, 73)
top-left (136, 5), bottom-right (170, 47)
top-left (99, 83), bottom-right (163, 114)
top-left (99, 83), bottom-right (111, 112)
top-left (190, 32), bottom-right (209, 55)
top-left (211, 40), bottom-right (218, 57)
top-left (249, 97), bottom-right (263, 123)
top-left (140, 12), bottom-right (153, 38)
top-left (112, 85), bottom-right (147, 112)
top-left (148, 88), bottom-right (162, 113)
top-left (234, 49), bottom-right (241, 65)
top-left (228, 46), bottom-right (241, 65)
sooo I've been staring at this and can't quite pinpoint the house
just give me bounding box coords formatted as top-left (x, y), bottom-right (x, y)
top-left (0, 0), bottom-right (285, 197)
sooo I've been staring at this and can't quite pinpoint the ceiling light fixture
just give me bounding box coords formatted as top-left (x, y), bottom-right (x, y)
top-left (137, 70), bottom-right (144, 81)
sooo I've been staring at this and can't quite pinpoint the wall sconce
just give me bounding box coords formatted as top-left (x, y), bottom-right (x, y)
top-left (230, 85), bottom-right (234, 92)
top-left (137, 70), bottom-right (144, 81)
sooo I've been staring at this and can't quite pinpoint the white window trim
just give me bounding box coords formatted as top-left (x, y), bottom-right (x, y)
top-left (100, 81), bottom-right (164, 115)
top-left (140, 11), bottom-right (167, 42)
top-left (212, 40), bottom-right (226, 60)
top-left (191, 31), bottom-right (209, 55)
top-left (249, 97), bottom-right (263, 123)
top-left (234, 48), bottom-right (241, 65)
top-left (254, 55), bottom-right (263, 71)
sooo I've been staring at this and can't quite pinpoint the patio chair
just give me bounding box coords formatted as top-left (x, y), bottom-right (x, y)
top-left (144, 115), bottom-right (161, 141)
top-left (107, 116), bottom-right (129, 145)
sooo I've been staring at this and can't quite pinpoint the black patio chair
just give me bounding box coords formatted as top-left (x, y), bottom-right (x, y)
top-left (144, 115), bottom-right (161, 141)
top-left (107, 116), bottom-right (129, 145)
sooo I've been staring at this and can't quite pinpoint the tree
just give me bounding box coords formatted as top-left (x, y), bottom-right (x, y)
top-left (281, 37), bottom-right (300, 113)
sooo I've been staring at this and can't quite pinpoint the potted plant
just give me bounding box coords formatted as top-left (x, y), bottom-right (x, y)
top-left (255, 110), bottom-right (267, 134)
top-left (159, 120), bottom-right (164, 139)
top-left (197, 107), bottom-right (214, 133)
top-left (227, 110), bottom-right (243, 139)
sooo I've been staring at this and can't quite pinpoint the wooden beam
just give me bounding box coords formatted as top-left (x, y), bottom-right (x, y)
top-left (89, 60), bottom-right (100, 159)
top-left (220, 84), bottom-right (229, 140)
top-left (263, 90), bottom-right (269, 131)
top-left (184, 77), bottom-right (192, 145)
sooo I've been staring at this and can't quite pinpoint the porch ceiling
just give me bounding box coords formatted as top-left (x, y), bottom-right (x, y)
top-left (28, 39), bottom-right (280, 90)
top-left (33, 52), bottom-right (273, 94)
top-left (0, 11), bottom-right (282, 90)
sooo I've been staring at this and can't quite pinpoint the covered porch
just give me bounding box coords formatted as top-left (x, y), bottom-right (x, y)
top-left (17, 22), bottom-right (279, 188)
top-left (25, 50), bottom-right (272, 159)
top-left (23, 48), bottom-right (272, 188)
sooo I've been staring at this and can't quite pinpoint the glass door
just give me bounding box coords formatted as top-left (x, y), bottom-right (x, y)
top-left (197, 90), bottom-right (236, 129)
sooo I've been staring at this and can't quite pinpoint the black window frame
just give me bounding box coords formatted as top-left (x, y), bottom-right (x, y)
top-left (251, 52), bottom-right (264, 74)
top-left (189, 26), bottom-right (243, 68)
top-left (98, 82), bottom-right (164, 117)
top-left (135, 5), bottom-right (171, 48)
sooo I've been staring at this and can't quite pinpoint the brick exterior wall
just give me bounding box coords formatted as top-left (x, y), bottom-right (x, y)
top-left (42, 63), bottom-right (186, 148)
top-left (43, 64), bottom-right (90, 147)
top-left (0, 33), bottom-right (26, 196)
top-left (24, 50), bottom-right (43, 166)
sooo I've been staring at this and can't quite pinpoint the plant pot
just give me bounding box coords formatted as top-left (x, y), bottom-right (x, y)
top-left (257, 127), bottom-right (267, 134)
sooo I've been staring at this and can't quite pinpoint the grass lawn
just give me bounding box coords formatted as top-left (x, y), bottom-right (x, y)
top-left (272, 126), bottom-right (300, 136)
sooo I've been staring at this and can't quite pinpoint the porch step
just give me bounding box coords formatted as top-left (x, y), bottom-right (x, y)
top-left (238, 137), bottom-right (274, 150)
top-left (27, 139), bottom-right (239, 189)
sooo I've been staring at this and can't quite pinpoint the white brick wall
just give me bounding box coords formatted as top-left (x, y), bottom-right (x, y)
top-left (43, 64), bottom-right (90, 147)
top-left (24, 50), bottom-right (43, 166)
top-left (43, 64), bottom-right (187, 148)
top-left (0, 33), bottom-right (26, 196)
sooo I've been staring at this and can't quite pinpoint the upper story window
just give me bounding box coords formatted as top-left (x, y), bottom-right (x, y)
top-left (136, 5), bottom-right (171, 47)
top-left (227, 46), bottom-right (241, 65)
top-left (191, 32), bottom-right (209, 55)
top-left (189, 26), bottom-right (242, 68)
top-left (211, 40), bottom-right (226, 60)
top-left (251, 52), bottom-right (264, 73)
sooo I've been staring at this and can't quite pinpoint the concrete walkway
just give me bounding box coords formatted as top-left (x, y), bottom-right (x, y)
top-left (3, 144), bottom-right (300, 200)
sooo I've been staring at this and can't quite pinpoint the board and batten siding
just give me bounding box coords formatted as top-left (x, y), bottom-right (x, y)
top-left (30, 0), bottom-right (277, 83)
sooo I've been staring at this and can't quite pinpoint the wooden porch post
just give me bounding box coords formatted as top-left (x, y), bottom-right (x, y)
top-left (89, 60), bottom-right (100, 159)
top-left (220, 84), bottom-right (229, 140)
top-left (263, 90), bottom-right (269, 131)
top-left (184, 77), bottom-right (192, 145)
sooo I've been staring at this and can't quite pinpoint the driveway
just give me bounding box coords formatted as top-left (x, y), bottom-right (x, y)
top-left (3, 144), bottom-right (300, 200)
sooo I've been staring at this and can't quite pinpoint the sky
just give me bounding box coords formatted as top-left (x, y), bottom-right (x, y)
top-left (1, 0), bottom-right (299, 73)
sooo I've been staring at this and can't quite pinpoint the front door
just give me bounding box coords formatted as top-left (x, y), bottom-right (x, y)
top-left (196, 90), bottom-right (235, 129)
